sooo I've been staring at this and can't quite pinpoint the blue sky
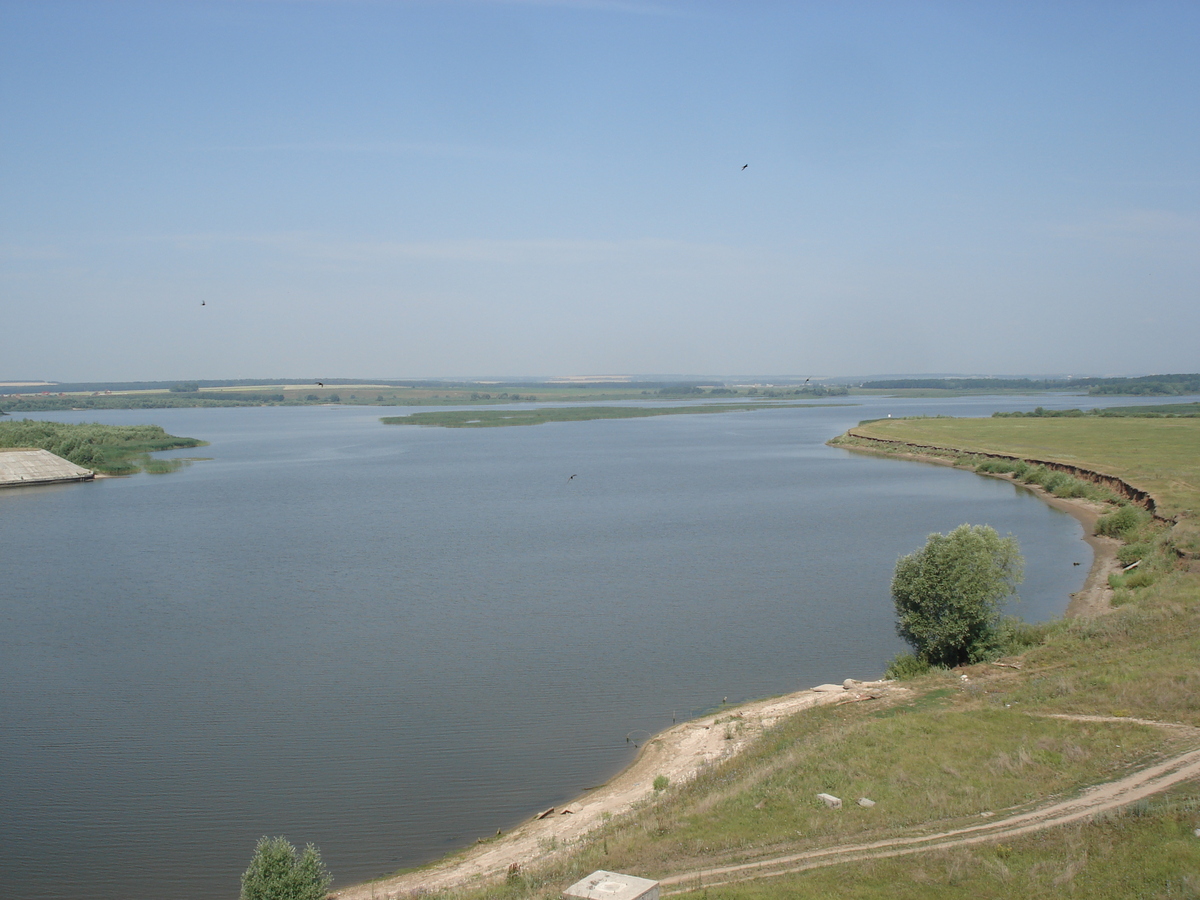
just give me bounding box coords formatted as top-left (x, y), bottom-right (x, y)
top-left (2, 0), bottom-right (1197, 381)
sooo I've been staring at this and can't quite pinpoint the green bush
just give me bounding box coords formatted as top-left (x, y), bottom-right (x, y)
top-left (974, 459), bottom-right (1026, 476)
top-left (884, 652), bottom-right (932, 680)
top-left (1021, 465), bottom-right (1052, 487)
top-left (993, 616), bottom-right (1054, 655)
top-left (1117, 542), bottom-right (1151, 567)
top-left (1110, 568), bottom-right (1156, 591)
top-left (1096, 505), bottom-right (1151, 540)
top-left (891, 524), bottom-right (1024, 667)
top-left (240, 836), bottom-right (331, 900)
top-left (653, 774), bottom-right (670, 791)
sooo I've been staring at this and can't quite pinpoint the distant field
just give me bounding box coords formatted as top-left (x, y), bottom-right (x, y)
top-left (847, 416), bottom-right (1200, 522)
top-left (381, 402), bottom-right (839, 428)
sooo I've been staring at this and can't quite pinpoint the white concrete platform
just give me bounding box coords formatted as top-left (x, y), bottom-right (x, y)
top-left (563, 870), bottom-right (659, 900)
top-left (0, 449), bottom-right (94, 487)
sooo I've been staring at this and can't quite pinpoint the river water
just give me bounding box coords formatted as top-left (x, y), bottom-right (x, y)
top-left (0, 393), bottom-right (1167, 899)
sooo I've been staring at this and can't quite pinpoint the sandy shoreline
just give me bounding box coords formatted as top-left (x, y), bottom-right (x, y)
top-left (334, 442), bottom-right (1119, 899)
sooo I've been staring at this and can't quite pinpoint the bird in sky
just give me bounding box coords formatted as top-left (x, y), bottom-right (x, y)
top-left (316, 381), bottom-right (324, 387)
top-left (804, 377), bottom-right (810, 384)
top-left (741, 164), bottom-right (748, 170)
top-left (567, 474), bottom-right (577, 482)
top-left (201, 300), bottom-right (205, 306)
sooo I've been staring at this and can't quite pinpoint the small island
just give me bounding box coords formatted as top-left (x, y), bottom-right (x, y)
top-left (381, 402), bottom-right (842, 428)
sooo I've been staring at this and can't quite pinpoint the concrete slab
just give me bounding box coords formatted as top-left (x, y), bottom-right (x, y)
top-left (563, 870), bottom-right (659, 900)
top-left (0, 449), bottom-right (94, 487)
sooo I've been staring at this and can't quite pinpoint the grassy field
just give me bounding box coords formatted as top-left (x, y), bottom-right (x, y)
top-left (843, 416), bottom-right (1200, 525)
top-left (0, 419), bottom-right (205, 475)
top-left (380, 403), bottom-right (837, 428)
top-left (421, 414), bottom-right (1200, 900)
top-left (666, 785), bottom-right (1200, 899)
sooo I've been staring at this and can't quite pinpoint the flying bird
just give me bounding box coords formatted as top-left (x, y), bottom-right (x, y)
top-left (201, 300), bottom-right (205, 306)
top-left (316, 382), bottom-right (324, 387)
top-left (741, 164), bottom-right (748, 170)
top-left (567, 474), bottom-right (577, 482)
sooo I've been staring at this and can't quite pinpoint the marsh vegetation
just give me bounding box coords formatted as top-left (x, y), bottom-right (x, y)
top-left (0, 419), bottom-right (205, 475)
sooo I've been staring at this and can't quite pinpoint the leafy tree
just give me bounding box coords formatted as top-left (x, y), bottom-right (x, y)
top-left (891, 524), bottom-right (1023, 667)
top-left (240, 836), bottom-right (332, 900)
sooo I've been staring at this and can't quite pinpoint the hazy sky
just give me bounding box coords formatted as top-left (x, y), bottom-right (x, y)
top-left (2, 1), bottom-right (1197, 381)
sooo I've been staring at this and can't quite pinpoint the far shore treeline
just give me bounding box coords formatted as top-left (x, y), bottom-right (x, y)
top-left (0, 379), bottom-right (848, 413)
top-left (859, 373), bottom-right (1200, 395)
top-left (2, 373), bottom-right (1196, 415)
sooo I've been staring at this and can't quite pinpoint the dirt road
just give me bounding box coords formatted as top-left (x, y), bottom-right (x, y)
top-left (660, 716), bottom-right (1200, 893)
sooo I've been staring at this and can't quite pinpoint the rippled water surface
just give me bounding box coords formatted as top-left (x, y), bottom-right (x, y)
top-left (2, 394), bottom-right (1139, 899)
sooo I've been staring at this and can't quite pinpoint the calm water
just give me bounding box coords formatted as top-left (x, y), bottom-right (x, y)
top-left (0, 393), bottom-right (1162, 899)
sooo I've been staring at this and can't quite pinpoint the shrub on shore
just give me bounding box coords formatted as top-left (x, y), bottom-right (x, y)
top-left (240, 836), bottom-right (331, 900)
top-left (891, 525), bottom-right (1024, 668)
top-left (1096, 504), bottom-right (1151, 540)
top-left (883, 652), bottom-right (932, 680)
top-left (974, 458), bottom-right (1106, 501)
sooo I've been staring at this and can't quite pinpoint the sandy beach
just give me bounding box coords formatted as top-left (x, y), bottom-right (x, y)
top-left (333, 447), bottom-right (1119, 899)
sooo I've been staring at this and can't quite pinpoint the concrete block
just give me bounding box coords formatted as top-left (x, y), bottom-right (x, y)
top-left (816, 793), bottom-right (842, 809)
top-left (0, 449), bottom-right (93, 488)
top-left (857, 798), bottom-right (876, 808)
top-left (563, 870), bottom-right (659, 900)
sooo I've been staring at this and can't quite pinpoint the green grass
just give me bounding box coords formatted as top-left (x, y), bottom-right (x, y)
top-left (381, 403), bottom-right (841, 428)
top-left (0, 419), bottom-right (205, 475)
top-left (605, 702), bottom-right (1166, 878)
top-left (839, 416), bottom-right (1200, 525)
top-left (668, 786), bottom-right (1200, 899)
